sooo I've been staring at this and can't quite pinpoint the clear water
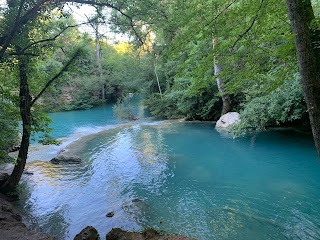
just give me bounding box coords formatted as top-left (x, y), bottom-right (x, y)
top-left (15, 105), bottom-right (320, 240)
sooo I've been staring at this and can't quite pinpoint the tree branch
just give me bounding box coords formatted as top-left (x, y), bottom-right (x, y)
top-left (65, 0), bottom-right (144, 45)
top-left (206, 0), bottom-right (239, 27)
top-left (0, 0), bottom-right (51, 60)
top-left (31, 48), bottom-right (82, 106)
top-left (231, 0), bottom-right (265, 50)
top-left (0, 0), bottom-right (145, 60)
top-left (21, 22), bottom-right (91, 52)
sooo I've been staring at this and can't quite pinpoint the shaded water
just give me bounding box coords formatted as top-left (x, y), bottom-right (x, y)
top-left (15, 105), bottom-right (320, 240)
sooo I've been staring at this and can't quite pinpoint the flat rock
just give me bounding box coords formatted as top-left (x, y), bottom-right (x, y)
top-left (50, 155), bottom-right (82, 164)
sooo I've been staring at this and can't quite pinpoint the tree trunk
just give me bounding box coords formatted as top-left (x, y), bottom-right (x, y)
top-left (213, 37), bottom-right (231, 115)
top-left (153, 52), bottom-right (162, 98)
top-left (286, 0), bottom-right (320, 157)
top-left (95, 26), bottom-right (105, 100)
top-left (0, 55), bottom-right (31, 193)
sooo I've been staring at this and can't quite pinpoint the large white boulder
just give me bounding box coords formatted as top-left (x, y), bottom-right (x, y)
top-left (216, 112), bottom-right (240, 128)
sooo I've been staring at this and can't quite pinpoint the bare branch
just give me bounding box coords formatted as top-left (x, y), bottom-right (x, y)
top-left (0, 0), bottom-right (145, 60)
top-left (21, 22), bottom-right (91, 52)
top-left (65, 0), bottom-right (145, 45)
top-left (10, 52), bottom-right (39, 57)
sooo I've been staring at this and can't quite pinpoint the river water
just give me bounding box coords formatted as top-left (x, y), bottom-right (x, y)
top-left (14, 104), bottom-right (320, 240)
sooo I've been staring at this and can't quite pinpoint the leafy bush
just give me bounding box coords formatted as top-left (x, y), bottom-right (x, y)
top-left (113, 94), bottom-right (137, 120)
top-left (144, 77), bottom-right (221, 120)
top-left (0, 101), bottom-right (19, 163)
top-left (232, 74), bottom-right (307, 135)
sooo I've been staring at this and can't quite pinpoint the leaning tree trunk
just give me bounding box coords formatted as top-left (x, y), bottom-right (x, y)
top-left (0, 56), bottom-right (31, 193)
top-left (153, 52), bottom-right (162, 98)
top-left (213, 37), bottom-right (231, 115)
top-left (286, 0), bottom-right (320, 157)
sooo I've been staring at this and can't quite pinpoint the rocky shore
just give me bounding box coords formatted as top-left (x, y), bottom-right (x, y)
top-left (0, 150), bottom-right (195, 240)
top-left (75, 226), bottom-right (195, 240)
top-left (0, 194), bottom-right (53, 240)
top-left (0, 192), bottom-right (195, 240)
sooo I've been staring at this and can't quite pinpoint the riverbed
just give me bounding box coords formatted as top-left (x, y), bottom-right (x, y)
top-left (13, 104), bottom-right (320, 240)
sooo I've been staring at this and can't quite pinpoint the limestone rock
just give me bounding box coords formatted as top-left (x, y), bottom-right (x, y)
top-left (216, 112), bottom-right (240, 128)
top-left (74, 226), bottom-right (100, 240)
top-left (50, 155), bottom-right (82, 164)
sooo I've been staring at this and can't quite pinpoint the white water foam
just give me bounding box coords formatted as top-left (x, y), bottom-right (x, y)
top-left (27, 124), bottom-right (130, 162)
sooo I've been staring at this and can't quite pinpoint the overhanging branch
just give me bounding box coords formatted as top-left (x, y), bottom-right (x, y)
top-left (0, 0), bottom-right (145, 60)
top-left (65, 0), bottom-right (145, 45)
top-left (231, 0), bottom-right (265, 50)
top-left (31, 48), bottom-right (82, 106)
top-left (206, 0), bottom-right (239, 27)
top-left (22, 21), bottom-right (93, 53)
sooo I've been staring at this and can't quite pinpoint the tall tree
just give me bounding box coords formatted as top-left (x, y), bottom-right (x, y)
top-left (0, 0), bottom-right (148, 192)
top-left (286, 0), bottom-right (320, 156)
top-left (0, 1), bottom-right (82, 193)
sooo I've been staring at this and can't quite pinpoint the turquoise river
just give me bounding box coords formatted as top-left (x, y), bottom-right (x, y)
top-left (13, 104), bottom-right (320, 240)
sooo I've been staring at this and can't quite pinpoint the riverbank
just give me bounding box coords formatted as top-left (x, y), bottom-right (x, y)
top-left (0, 193), bottom-right (54, 240)
top-left (0, 192), bottom-right (194, 240)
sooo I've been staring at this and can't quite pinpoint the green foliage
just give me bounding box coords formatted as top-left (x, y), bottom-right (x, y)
top-left (113, 94), bottom-right (137, 120)
top-left (40, 40), bottom-right (153, 112)
top-left (0, 101), bottom-right (19, 163)
top-left (30, 108), bottom-right (61, 145)
top-left (145, 78), bottom-right (221, 120)
top-left (232, 75), bottom-right (307, 135)
top-left (113, 0), bottom-right (308, 132)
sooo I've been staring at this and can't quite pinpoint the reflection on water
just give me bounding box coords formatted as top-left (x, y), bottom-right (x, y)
top-left (15, 122), bottom-right (320, 240)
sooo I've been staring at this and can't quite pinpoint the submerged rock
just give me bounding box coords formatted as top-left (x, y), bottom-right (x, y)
top-left (74, 226), bottom-right (100, 240)
top-left (215, 112), bottom-right (240, 128)
top-left (122, 198), bottom-right (149, 216)
top-left (106, 228), bottom-right (195, 240)
top-left (50, 155), bottom-right (82, 164)
top-left (106, 211), bottom-right (114, 218)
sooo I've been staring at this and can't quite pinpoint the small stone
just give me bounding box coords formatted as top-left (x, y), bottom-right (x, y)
top-left (106, 211), bottom-right (114, 218)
